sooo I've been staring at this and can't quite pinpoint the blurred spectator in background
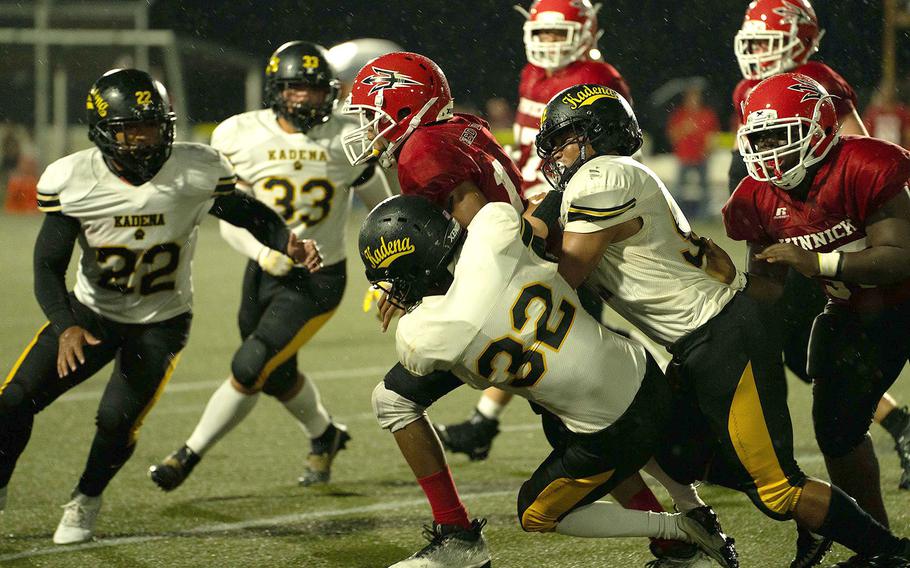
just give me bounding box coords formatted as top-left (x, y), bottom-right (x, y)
top-left (4, 154), bottom-right (38, 214)
top-left (666, 85), bottom-right (718, 219)
top-left (485, 97), bottom-right (515, 146)
top-left (1, 127), bottom-right (22, 199)
top-left (863, 85), bottom-right (910, 150)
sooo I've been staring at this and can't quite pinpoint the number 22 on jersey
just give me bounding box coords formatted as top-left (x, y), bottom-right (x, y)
top-left (95, 243), bottom-right (180, 295)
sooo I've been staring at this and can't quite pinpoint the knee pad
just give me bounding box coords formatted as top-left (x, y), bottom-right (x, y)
top-left (814, 417), bottom-right (868, 458)
top-left (807, 310), bottom-right (850, 380)
top-left (746, 474), bottom-right (806, 521)
top-left (231, 335), bottom-right (271, 389)
top-left (517, 482), bottom-right (558, 533)
top-left (95, 404), bottom-right (132, 441)
top-left (261, 363), bottom-right (297, 398)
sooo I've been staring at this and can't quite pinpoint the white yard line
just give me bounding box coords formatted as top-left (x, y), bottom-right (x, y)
top-left (0, 489), bottom-right (513, 562)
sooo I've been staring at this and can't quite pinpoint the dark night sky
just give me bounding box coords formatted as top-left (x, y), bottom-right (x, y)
top-left (151, 0), bottom-right (888, 133)
top-left (0, 1), bottom-right (895, 139)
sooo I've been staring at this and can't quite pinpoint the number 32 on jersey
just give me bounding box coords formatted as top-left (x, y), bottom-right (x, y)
top-left (475, 283), bottom-right (577, 388)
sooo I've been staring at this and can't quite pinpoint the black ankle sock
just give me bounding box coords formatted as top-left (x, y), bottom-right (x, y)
top-left (311, 423), bottom-right (337, 453)
top-left (881, 406), bottom-right (910, 442)
top-left (816, 485), bottom-right (902, 557)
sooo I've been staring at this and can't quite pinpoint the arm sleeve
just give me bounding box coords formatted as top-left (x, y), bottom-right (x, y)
top-left (33, 213), bottom-right (80, 334)
top-left (563, 163), bottom-right (639, 234)
top-left (209, 190), bottom-right (290, 252)
top-left (352, 164), bottom-right (396, 209)
top-left (219, 220), bottom-right (267, 261)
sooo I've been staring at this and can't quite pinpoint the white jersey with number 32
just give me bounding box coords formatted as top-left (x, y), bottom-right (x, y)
top-left (395, 204), bottom-right (647, 434)
top-left (36, 142), bottom-right (236, 324)
top-left (561, 156), bottom-right (741, 346)
top-left (211, 109), bottom-right (370, 266)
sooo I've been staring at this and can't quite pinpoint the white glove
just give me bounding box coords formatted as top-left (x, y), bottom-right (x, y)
top-left (257, 247), bottom-right (294, 277)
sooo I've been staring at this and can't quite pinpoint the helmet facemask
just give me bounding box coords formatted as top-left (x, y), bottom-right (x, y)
top-left (538, 121), bottom-right (595, 190)
top-left (738, 98), bottom-right (838, 190)
top-left (90, 116), bottom-right (175, 184)
top-left (734, 22), bottom-right (823, 80)
top-left (523, 21), bottom-right (590, 70)
top-left (342, 93), bottom-right (449, 167)
top-left (270, 79), bottom-right (340, 133)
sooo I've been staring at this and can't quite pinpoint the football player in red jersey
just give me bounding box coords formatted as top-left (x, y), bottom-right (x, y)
top-left (730, 0), bottom-right (910, 508)
top-left (343, 52), bottom-right (717, 568)
top-left (513, 0), bottom-right (631, 199)
top-left (725, 73), bottom-right (910, 567)
top-left (434, 0), bottom-right (638, 479)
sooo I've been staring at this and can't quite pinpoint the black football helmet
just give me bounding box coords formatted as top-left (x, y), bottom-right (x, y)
top-left (358, 196), bottom-right (465, 311)
top-left (87, 68), bottom-right (176, 185)
top-left (536, 84), bottom-right (642, 190)
top-left (265, 41), bottom-right (340, 132)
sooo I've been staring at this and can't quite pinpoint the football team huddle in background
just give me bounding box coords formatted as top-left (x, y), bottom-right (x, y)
top-left (1, 0), bottom-right (910, 566)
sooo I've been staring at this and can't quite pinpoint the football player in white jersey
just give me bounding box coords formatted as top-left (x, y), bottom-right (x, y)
top-left (533, 83), bottom-right (910, 564)
top-left (0, 68), bottom-right (320, 545)
top-left (360, 195), bottom-right (738, 568)
top-left (148, 41), bottom-right (395, 491)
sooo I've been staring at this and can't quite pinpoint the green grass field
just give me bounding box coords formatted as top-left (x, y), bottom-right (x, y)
top-left (0, 210), bottom-right (908, 568)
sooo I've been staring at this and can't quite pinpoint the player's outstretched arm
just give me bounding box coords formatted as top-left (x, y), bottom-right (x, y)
top-left (33, 213), bottom-right (101, 377)
top-left (756, 190), bottom-right (910, 284)
top-left (743, 241), bottom-right (787, 303)
top-left (209, 190), bottom-right (321, 271)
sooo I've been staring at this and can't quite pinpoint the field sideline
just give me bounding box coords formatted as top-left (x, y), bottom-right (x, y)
top-left (0, 210), bottom-right (907, 568)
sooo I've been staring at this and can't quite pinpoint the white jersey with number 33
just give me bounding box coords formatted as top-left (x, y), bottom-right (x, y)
top-left (395, 204), bottom-right (648, 434)
top-left (211, 109), bottom-right (370, 266)
top-left (36, 142), bottom-right (236, 324)
top-left (561, 156), bottom-right (741, 346)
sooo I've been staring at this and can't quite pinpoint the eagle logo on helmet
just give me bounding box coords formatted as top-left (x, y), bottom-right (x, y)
top-left (786, 75), bottom-right (825, 103)
top-left (362, 67), bottom-right (424, 96)
top-left (772, 0), bottom-right (813, 26)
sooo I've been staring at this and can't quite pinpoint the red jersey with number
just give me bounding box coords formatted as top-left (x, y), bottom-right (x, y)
top-left (723, 136), bottom-right (910, 310)
top-left (732, 61), bottom-right (858, 125)
top-left (397, 114), bottom-right (525, 213)
top-left (514, 61), bottom-right (631, 195)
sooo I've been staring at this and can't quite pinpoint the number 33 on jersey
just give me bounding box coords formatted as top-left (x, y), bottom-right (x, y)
top-left (211, 109), bottom-right (371, 266)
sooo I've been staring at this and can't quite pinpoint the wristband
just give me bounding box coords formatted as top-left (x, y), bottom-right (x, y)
top-left (817, 251), bottom-right (843, 278)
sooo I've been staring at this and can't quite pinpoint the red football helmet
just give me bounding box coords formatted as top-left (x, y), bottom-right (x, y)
top-left (341, 51), bottom-right (453, 167)
top-left (734, 0), bottom-right (823, 80)
top-left (737, 73), bottom-right (839, 190)
top-left (518, 0), bottom-right (602, 70)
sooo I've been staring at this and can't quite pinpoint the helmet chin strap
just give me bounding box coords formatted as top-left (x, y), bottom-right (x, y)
top-left (380, 96), bottom-right (440, 167)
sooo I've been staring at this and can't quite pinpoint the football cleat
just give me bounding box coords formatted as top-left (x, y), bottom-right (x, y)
top-left (433, 411), bottom-right (500, 462)
top-left (299, 423), bottom-right (350, 486)
top-left (677, 506), bottom-right (739, 568)
top-left (790, 526), bottom-right (833, 568)
top-left (53, 490), bottom-right (102, 545)
top-left (148, 445), bottom-right (201, 492)
top-left (895, 418), bottom-right (910, 490)
top-left (645, 549), bottom-right (715, 567)
top-left (388, 518), bottom-right (491, 568)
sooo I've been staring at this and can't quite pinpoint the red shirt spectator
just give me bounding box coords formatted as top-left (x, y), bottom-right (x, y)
top-left (863, 89), bottom-right (910, 149)
top-left (667, 88), bottom-right (719, 165)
